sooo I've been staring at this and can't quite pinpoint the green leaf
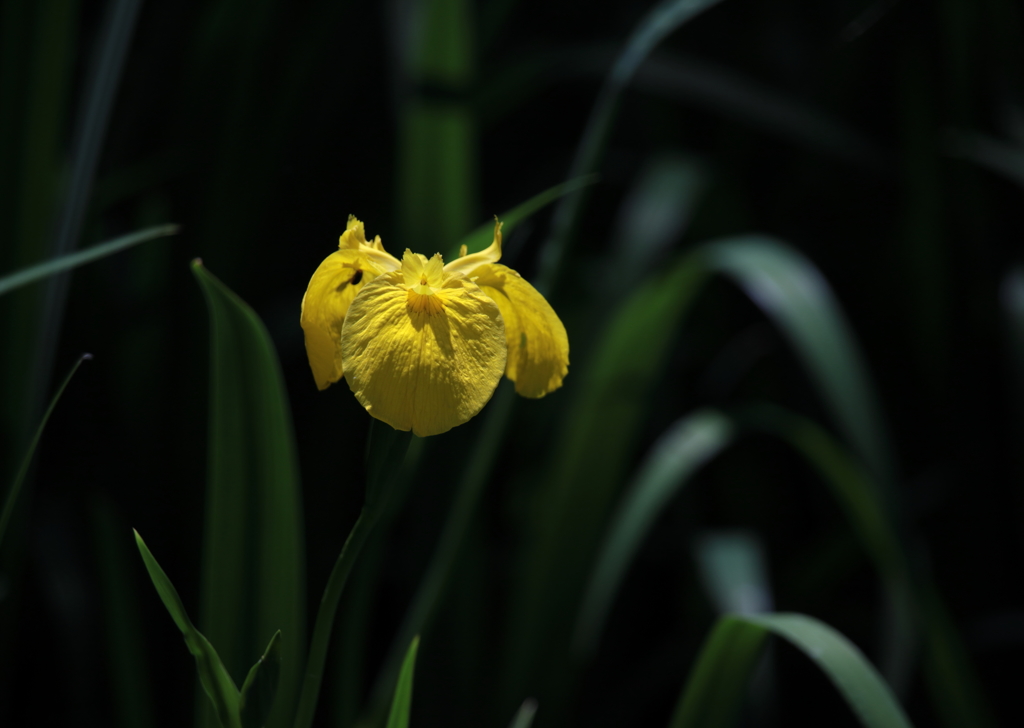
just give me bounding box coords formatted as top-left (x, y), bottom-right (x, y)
top-left (0, 353), bottom-right (89, 550)
top-left (669, 613), bottom-right (914, 728)
top-left (191, 260), bottom-right (305, 728)
top-left (133, 530), bottom-right (241, 728)
top-left (505, 255), bottom-right (709, 698)
top-left (0, 224), bottom-right (178, 297)
top-left (397, 0), bottom-right (475, 252)
top-left (385, 636), bottom-right (421, 728)
top-left (537, 0), bottom-right (726, 293)
top-left (668, 615), bottom-right (768, 728)
top-left (447, 175), bottom-right (599, 259)
top-left (240, 631), bottom-right (282, 728)
top-left (574, 409), bottom-right (734, 655)
top-left (697, 237), bottom-right (893, 488)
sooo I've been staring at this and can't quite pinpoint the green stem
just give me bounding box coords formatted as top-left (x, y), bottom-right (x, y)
top-left (294, 421), bottom-right (411, 728)
top-left (292, 500), bottom-right (385, 728)
top-left (367, 383), bottom-right (516, 717)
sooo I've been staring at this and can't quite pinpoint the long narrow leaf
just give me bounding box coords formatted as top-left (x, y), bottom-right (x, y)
top-left (385, 636), bottom-right (421, 728)
top-left (574, 409), bottom-right (734, 655)
top-left (133, 530), bottom-right (241, 728)
top-left (192, 261), bottom-right (305, 728)
top-left (0, 224), bottom-right (178, 297)
top-left (669, 613), bottom-right (914, 728)
top-left (698, 237), bottom-right (893, 489)
top-left (0, 353), bottom-right (89, 550)
top-left (537, 0), bottom-right (725, 293)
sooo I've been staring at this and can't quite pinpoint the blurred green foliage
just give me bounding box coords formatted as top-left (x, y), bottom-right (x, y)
top-left (3, 0), bottom-right (1024, 726)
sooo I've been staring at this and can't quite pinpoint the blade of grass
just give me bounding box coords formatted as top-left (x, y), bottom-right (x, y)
top-left (505, 255), bottom-right (709, 705)
top-left (536, 0), bottom-right (726, 294)
top-left (573, 409), bottom-right (734, 656)
top-left (134, 530), bottom-right (241, 728)
top-left (669, 613), bottom-right (914, 728)
top-left (191, 260), bottom-right (306, 728)
top-left (0, 224), bottom-right (179, 297)
top-left (698, 237), bottom-right (894, 489)
top-left (240, 631), bottom-right (283, 728)
top-left (29, 0), bottom-right (144, 430)
top-left (385, 637), bottom-right (420, 728)
top-left (0, 353), bottom-right (89, 551)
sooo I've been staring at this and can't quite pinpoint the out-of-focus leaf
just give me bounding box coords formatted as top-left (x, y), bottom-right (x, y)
top-left (506, 253), bottom-right (709, 699)
top-left (507, 699), bottom-right (538, 728)
top-left (635, 55), bottom-right (883, 170)
top-left (693, 530), bottom-right (773, 616)
top-left (537, 0), bottom-right (726, 293)
top-left (698, 237), bottom-right (894, 490)
top-left (0, 224), bottom-right (178, 297)
top-left (191, 261), bottom-right (305, 728)
top-left (398, 0), bottom-right (475, 252)
top-left (669, 613), bottom-right (914, 728)
top-left (240, 631), bottom-right (282, 728)
top-left (574, 409), bottom-right (733, 655)
top-left (133, 530), bottom-right (241, 728)
top-left (385, 636), bottom-right (420, 728)
top-left (0, 353), bottom-right (89, 550)
top-left (608, 154), bottom-right (706, 292)
top-left (449, 175), bottom-right (599, 259)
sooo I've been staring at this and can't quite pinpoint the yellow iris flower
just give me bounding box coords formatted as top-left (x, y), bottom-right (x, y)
top-left (300, 216), bottom-right (569, 437)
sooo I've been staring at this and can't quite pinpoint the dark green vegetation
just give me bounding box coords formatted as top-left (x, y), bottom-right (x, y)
top-left (3, 0), bottom-right (1024, 726)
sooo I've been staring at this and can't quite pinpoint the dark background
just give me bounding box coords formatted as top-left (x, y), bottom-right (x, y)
top-left (2, 0), bottom-right (1024, 726)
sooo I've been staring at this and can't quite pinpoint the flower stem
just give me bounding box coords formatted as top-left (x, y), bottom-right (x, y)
top-left (292, 422), bottom-right (411, 728)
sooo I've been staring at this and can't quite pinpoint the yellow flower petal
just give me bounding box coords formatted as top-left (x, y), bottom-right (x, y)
top-left (471, 263), bottom-right (569, 398)
top-left (300, 249), bottom-right (387, 390)
top-left (339, 214), bottom-right (401, 271)
top-left (443, 219), bottom-right (503, 275)
top-left (341, 270), bottom-right (507, 437)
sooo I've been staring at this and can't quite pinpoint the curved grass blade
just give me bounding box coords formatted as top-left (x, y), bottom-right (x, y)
top-left (448, 175), bottom-right (599, 259)
top-left (0, 224), bottom-right (179, 297)
top-left (505, 255), bottom-right (708, 701)
top-left (0, 353), bottom-right (90, 550)
top-left (240, 631), bottom-right (282, 728)
top-left (669, 613), bottom-right (913, 728)
top-left (385, 636), bottom-right (421, 728)
top-left (698, 237), bottom-right (894, 489)
top-left (133, 530), bottom-right (241, 728)
top-left (634, 55), bottom-right (883, 170)
top-left (191, 261), bottom-right (305, 728)
top-left (537, 0), bottom-right (726, 293)
top-left (573, 409), bottom-right (734, 655)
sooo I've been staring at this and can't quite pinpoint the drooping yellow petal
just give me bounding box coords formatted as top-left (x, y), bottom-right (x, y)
top-left (471, 263), bottom-right (569, 398)
top-left (340, 270), bottom-right (507, 437)
top-left (300, 249), bottom-right (387, 390)
top-left (443, 219), bottom-right (503, 276)
top-left (338, 215), bottom-right (401, 271)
